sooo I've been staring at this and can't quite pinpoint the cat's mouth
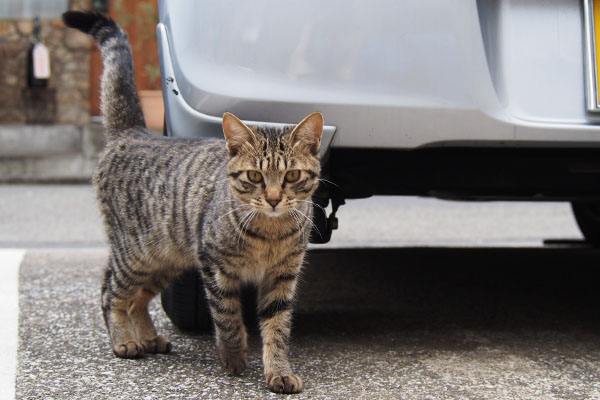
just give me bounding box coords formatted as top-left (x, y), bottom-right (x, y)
top-left (262, 208), bottom-right (287, 218)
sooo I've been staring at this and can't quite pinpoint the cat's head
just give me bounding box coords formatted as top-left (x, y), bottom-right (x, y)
top-left (222, 112), bottom-right (323, 217)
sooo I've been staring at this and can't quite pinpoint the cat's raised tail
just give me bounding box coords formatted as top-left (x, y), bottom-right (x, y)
top-left (63, 11), bottom-right (147, 139)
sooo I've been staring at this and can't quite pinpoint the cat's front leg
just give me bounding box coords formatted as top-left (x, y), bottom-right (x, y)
top-left (258, 267), bottom-right (303, 394)
top-left (200, 264), bottom-right (248, 375)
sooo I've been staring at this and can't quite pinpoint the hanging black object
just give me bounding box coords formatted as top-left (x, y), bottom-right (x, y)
top-left (27, 17), bottom-right (51, 88)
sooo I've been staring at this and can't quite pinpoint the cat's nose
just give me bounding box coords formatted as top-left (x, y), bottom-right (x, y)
top-left (267, 198), bottom-right (281, 209)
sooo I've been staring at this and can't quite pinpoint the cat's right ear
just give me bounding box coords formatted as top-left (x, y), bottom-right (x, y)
top-left (222, 113), bottom-right (255, 156)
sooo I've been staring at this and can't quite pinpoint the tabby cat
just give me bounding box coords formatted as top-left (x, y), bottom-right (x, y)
top-left (63, 11), bottom-right (323, 394)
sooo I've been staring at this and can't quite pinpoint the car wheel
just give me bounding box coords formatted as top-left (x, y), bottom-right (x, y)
top-left (161, 269), bottom-right (213, 332)
top-left (571, 202), bottom-right (600, 244)
top-left (161, 268), bottom-right (259, 332)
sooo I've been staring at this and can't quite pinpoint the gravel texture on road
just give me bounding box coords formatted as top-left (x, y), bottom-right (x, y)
top-left (16, 248), bottom-right (600, 399)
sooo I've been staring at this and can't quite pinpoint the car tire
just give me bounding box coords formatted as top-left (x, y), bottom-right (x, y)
top-left (161, 269), bottom-right (213, 332)
top-left (161, 268), bottom-right (259, 332)
top-left (571, 202), bottom-right (600, 244)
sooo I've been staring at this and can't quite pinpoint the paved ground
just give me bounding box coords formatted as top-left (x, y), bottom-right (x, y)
top-left (12, 247), bottom-right (600, 399)
top-left (0, 184), bottom-right (583, 248)
top-left (2, 184), bottom-right (599, 399)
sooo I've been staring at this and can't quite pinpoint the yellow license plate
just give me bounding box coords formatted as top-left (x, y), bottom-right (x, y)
top-left (594, 0), bottom-right (600, 102)
top-left (585, 0), bottom-right (600, 111)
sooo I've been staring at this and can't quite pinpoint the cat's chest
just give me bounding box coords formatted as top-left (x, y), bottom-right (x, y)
top-left (250, 241), bottom-right (289, 263)
top-left (237, 241), bottom-right (297, 283)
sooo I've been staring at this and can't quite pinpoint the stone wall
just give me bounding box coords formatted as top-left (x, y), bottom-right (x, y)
top-left (0, 0), bottom-right (92, 124)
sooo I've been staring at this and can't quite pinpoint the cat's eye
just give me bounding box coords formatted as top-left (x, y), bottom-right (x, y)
top-left (284, 170), bottom-right (301, 183)
top-left (247, 170), bottom-right (263, 183)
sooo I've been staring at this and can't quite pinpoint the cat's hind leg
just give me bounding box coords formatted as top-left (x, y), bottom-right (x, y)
top-left (128, 284), bottom-right (172, 354)
top-left (101, 262), bottom-right (145, 358)
top-left (102, 252), bottom-right (171, 358)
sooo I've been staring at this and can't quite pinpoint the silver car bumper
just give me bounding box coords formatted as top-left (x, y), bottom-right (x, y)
top-left (158, 0), bottom-right (600, 149)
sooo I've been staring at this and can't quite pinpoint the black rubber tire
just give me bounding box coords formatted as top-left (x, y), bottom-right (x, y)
top-left (161, 269), bottom-right (213, 332)
top-left (162, 116), bottom-right (168, 136)
top-left (309, 204), bottom-right (328, 243)
top-left (571, 202), bottom-right (600, 244)
top-left (161, 269), bottom-right (259, 332)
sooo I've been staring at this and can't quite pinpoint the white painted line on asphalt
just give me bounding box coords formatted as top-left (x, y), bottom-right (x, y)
top-left (0, 249), bottom-right (25, 400)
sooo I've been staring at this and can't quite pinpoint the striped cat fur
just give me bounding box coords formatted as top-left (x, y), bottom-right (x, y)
top-left (63, 11), bottom-right (323, 394)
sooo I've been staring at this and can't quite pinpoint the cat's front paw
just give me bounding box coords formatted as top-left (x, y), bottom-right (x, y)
top-left (266, 373), bottom-right (303, 394)
top-left (142, 335), bottom-right (172, 354)
top-left (113, 340), bottom-right (145, 358)
top-left (220, 348), bottom-right (248, 375)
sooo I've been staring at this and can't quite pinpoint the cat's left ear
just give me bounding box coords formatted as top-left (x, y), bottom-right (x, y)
top-left (290, 112), bottom-right (323, 155)
top-left (222, 112), bottom-right (256, 156)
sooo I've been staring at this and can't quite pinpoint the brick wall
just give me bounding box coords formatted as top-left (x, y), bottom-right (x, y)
top-left (0, 0), bottom-right (92, 124)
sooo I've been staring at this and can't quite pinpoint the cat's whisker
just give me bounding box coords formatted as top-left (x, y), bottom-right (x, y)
top-left (234, 212), bottom-right (249, 248)
top-left (318, 177), bottom-right (339, 188)
top-left (236, 208), bottom-right (254, 235)
top-left (217, 199), bottom-right (238, 204)
top-left (292, 207), bottom-right (321, 238)
top-left (289, 209), bottom-right (303, 232)
top-left (245, 210), bottom-right (258, 233)
top-left (236, 208), bottom-right (257, 249)
top-left (218, 204), bottom-right (249, 221)
top-left (236, 208), bottom-right (252, 232)
top-left (295, 199), bottom-right (326, 214)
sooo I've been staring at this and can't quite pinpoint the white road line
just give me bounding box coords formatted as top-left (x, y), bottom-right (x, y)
top-left (0, 249), bottom-right (25, 400)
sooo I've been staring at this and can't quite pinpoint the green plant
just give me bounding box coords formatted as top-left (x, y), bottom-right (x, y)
top-left (144, 64), bottom-right (161, 86)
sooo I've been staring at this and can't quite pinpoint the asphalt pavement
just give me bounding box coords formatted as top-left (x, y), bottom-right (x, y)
top-left (2, 184), bottom-right (599, 399)
top-left (0, 184), bottom-right (584, 248)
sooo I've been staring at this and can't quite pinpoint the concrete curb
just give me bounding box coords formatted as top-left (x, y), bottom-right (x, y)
top-left (0, 123), bottom-right (105, 183)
